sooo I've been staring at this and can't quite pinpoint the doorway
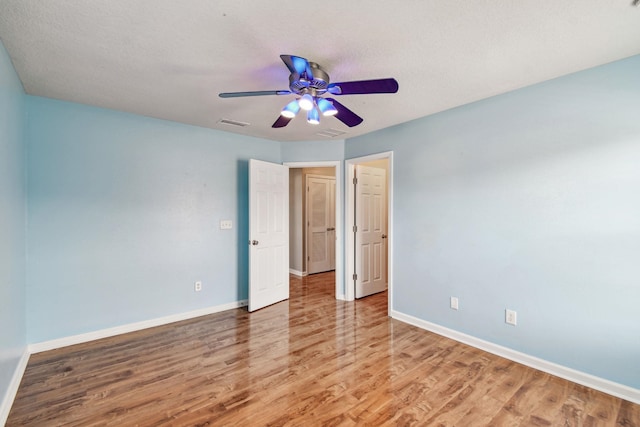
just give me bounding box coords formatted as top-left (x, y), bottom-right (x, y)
top-left (284, 161), bottom-right (344, 300)
top-left (345, 152), bottom-right (393, 312)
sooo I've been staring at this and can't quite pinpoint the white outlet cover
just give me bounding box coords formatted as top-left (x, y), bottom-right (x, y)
top-left (194, 281), bottom-right (202, 292)
top-left (220, 220), bottom-right (233, 230)
top-left (506, 309), bottom-right (517, 326)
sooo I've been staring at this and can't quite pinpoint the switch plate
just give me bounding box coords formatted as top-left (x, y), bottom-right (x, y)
top-left (220, 220), bottom-right (233, 230)
top-left (450, 297), bottom-right (459, 310)
top-left (505, 309), bottom-right (517, 326)
top-left (194, 281), bottom-right (202, 292)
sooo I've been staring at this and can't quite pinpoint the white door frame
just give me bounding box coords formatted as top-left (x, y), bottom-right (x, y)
top-left (284, 161), bottom-right (344, 300)
top-left (345, 152), bottom-right (393, 312)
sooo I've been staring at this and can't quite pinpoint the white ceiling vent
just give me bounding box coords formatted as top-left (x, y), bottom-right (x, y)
top-left (218, 119), bottom-right (250, 127)
top-left (316, 128), bottom-right (347, 138)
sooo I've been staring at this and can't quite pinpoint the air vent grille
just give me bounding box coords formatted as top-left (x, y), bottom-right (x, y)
top-left (316, 128), bottom-right (347, 138)
top-left (218, 119), bottom-right (250, 127)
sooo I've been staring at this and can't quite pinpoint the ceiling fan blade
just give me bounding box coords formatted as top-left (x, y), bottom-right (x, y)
top-left (280, 55), bottom-right (314, 80)
top-left (219, 90), bottom-right (291, 98)
top-left (272, 115), bottom-right (293, 128)
top-left (280, 55), bottom-right (309, 74)
top-left (327, 78), bottom-right (398, 95)
top-left (325, 98), bottom-right (364, 127)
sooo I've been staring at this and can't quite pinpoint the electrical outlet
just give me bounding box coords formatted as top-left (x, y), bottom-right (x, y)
top-left (220, 220), bottom-right (233, 230)
top-left (505, 309), bottom-right (517, 326)
top-left (450, 297), bottom-right (459, 310)
top-left (194, 281), bottom-right (202, 292)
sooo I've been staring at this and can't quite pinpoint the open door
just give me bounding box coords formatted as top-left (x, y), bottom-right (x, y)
top-left (355, 164), bottom-right (387, 298)
top-left (249, 159), bottom-right (289, 311)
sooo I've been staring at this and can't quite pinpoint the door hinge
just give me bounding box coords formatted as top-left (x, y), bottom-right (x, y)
top-left (352, 273), bottom-right (358, 281)
top-left (353, 177), bottom-right (358, 185)
top-left (353, 225), bottom-right (357, 232)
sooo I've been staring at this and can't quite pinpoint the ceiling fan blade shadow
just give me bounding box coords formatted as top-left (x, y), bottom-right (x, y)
top-left (272, 115), bottom-right (293, 128)
top-left (219, 90), bottom-right (291, 98)
top-left (326, 98), bottom-right (363, 127)
top-left (328, 78), bottom-right (398, 95)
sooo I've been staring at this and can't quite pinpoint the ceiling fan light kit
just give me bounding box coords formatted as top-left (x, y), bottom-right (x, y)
top-left (219, 55), bottom-right (399, 129)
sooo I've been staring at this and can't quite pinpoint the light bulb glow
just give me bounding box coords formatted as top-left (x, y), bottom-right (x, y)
top-left (317, 98), bottom-right (338, 116)
top-left (307, 108), bottom-right (320, 125)
top-left (298, 94), bottom-right (314, 111)
top-left (280, 100), bottom-right (300, 118)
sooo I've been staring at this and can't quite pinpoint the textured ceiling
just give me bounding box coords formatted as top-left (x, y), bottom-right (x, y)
top-left (1, 1), bottom-right (639, 142)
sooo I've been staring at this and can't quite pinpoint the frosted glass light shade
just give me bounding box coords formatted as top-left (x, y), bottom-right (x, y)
top-left (317, 98), bottom-right (338, 116)
top-left (307, 108), bottom-right (320, 125)
top-left (280, 100), bottom-right (300, 118)
top-left (298, 94), bottom-right (314, 111)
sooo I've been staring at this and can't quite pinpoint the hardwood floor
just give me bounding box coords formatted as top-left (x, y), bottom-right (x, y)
top-left (7, 272), bottom-right (639, 426)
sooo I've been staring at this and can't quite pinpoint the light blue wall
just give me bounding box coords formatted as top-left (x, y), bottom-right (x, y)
top-left (26, 97), bottom-right (281, 342)
top-left (346, 55), bottom-right (640, 389)
top-left (0, 41), bottom-right (26, 407)
top-left (281, 139), bottom-right (345, 163)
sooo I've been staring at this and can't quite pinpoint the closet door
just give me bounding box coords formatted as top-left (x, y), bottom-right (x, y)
top-left (307, 175), bottom-right (336, 274)
top-left (329, 179), bottom-right (336, 271)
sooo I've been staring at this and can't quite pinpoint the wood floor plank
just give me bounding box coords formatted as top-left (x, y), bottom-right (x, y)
top-left (7, 271), bottom-right (639, 426)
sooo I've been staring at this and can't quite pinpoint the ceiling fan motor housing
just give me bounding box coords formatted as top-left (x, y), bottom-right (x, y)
top-left (289, 62), bottom-right (330, 95)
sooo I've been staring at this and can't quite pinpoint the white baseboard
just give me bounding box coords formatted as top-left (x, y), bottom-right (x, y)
top-left (29, 300), bottom-right (248, 354)
top-left (289, 268), bottom-right (306, 277)
top-left (391, 310), bottom-right (640, 405)
top-left (0, 349), bottom-right (30, 426)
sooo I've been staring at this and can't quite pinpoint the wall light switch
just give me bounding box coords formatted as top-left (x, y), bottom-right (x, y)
top-left (450, 297), bottom-right (459, 310)
top-left (220, 220), bottom-right (233, 230)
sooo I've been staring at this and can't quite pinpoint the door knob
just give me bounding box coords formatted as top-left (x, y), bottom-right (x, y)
top-left (382, 234), bottom-right (387, 239)
top-left (326, 227), bottom-right (335, 231)
top-left (250, 240), bottom-right (259, 245)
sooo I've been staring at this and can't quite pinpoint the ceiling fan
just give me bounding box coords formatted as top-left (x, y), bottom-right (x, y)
top-left (219, 55), bottom-right (399, 128)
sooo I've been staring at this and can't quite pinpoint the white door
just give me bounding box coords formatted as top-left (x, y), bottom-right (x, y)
top-left (307, 175), bottom-right (336, 274)
top-left (355, 165), bottom-right (387, 298)
top-left (329, 179), bottom-right (336, 271)
top-left (249, 159), bottom-right (289, 312)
